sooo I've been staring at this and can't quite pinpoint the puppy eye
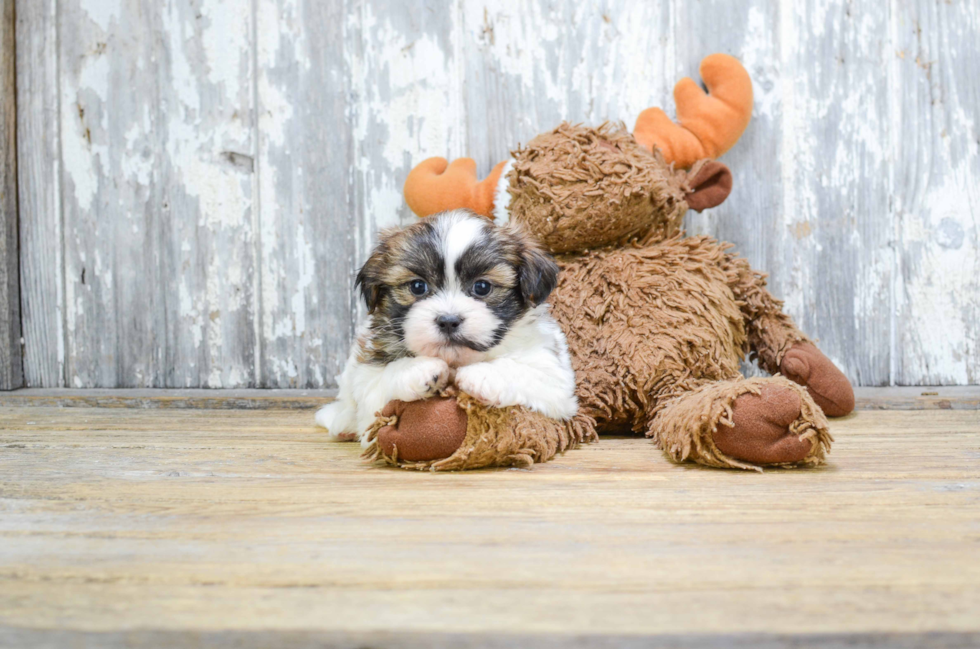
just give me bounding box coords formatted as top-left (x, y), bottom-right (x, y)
top-left (409, 279), bottom-right (428, 296)
top-left (472, 280), bottom-right (492, 297)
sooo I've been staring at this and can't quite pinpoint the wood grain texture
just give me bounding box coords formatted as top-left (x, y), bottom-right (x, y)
top-left (0, 407), bottom-right (978, 639)
top-left (1, 386), bottom-right (977, 410)
top-left (0, 387), bottom-right (337, 409)
top-left (56, 0), bottom-right (258, 388)
top-left (346, 0), bottom-right (463, 235)
top-left (3, 630), bottom-right (979, 649)
top-left (255, 0), bottom-right (357, 388)
top-left (15, 0), bottom-right (63, 387)
top-left (853, 385), bottom-right (980, 410)
top-left (784, 0), bottom-right (894, 387)
top-left (458, 1), bottom-right (674, 173)
top-left (13, 0), bottom-right (980, 388)
top-left (0, 0), bottom-right (21, 390)
top-left (891, 0), bottom-right (980, 385)
top-left (681, 0), bottom-right (895, 385)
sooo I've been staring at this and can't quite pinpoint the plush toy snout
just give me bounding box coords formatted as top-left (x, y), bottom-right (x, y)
top-left (686, 160), bottom-right (733, 212)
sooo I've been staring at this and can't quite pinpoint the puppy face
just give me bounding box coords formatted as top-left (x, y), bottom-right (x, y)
top-left (357, 210), bottom-right (558, 366)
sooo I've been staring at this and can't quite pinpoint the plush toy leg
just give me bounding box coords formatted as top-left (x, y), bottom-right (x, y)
top-left (722, 255), bottom-right (855, 416)
top-left (648, 376), bottom-right (832, 471)
top-left (363, 393), bottom-right (597, 471)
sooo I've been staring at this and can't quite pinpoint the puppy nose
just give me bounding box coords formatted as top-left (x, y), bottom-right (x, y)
top-left (436, 314), bottom-right (463, 333)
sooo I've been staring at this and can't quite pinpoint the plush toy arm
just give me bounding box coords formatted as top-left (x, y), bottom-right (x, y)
top-left (633, 53), bottom-right (753, 168)
top-left (364, 393), bottom-right (596, 470)
top-left (404, 157), bottom-right (507, 218)
top-left (722, 253), bottom-right (810, 371)
top-left (721, 253), bottom-right (855, 417)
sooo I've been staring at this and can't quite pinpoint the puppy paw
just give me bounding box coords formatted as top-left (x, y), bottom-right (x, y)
top-left (315, 402), bottom-right (358, 441)
top-left (397, 357), bottom-right (451, 402)
top-left (455, 363), bottom-right (506, 407)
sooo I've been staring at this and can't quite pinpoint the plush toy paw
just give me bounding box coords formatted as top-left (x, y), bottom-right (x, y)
top-left (367, 393), bottom-right (596, 471)
top-left (713, 384), bottom-right (813, 465)
top-left (374, 397), bottom-right (469, 462)
top-left (780, 343), bottom-right (855, 417)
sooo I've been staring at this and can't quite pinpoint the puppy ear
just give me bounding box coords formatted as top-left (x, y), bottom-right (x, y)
top-left (355, 233), bottom-right (393, 313)
top-left (518, 242), bottom-right (559, 306)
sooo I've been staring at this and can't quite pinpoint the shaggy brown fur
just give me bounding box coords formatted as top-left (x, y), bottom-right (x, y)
top-left (554, 236), bottom-right (749, 431)
top-left (507, 122), bottom-right (690, 254)
top-left (651, 376), bottom-right (831, 471)
top-left (721, 251), bottom-right (811, 374)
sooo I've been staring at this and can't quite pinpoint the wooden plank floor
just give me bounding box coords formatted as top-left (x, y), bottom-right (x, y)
top-left (1, 385), bottom-right (979, 410)
top-left (0, 406), bottom-right (979, 647)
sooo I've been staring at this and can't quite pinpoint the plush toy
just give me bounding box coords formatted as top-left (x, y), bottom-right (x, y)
top-left (363, 54), bottom-right (854, 471)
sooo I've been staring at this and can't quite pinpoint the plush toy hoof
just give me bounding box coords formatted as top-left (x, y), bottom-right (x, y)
top-left (713, 385), bottom-right (812, 465)
top-left (376, 397), bottom-right (468, 462)
top-left (780, 343), bottom-right (855, 417)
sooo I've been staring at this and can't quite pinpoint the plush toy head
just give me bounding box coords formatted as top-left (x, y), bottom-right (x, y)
top-left (404, 54), bottom-right (752, 254)
top-left (504, 122), bottom-right (717, 253)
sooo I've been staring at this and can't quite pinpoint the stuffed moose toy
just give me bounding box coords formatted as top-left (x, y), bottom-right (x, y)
top-left (362, 54), bottom-right (854, 471)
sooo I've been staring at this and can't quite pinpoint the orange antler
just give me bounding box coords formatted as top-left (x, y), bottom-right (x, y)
top-left (633, 53), bottom-right (753, 168)
top-left (404, 157), bottom-right (507, 218)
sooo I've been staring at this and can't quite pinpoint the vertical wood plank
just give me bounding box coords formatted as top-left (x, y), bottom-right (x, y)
top-left (892, 0), bottom-right (980, 385)
top-left (57, 0), bottom-right (257, 387)
top-left (457, 0), bottom-right (674, 182)
top-left (255, 0), bottom-right (356, 388)
top-left (673, 1), bottom-right (782, 378)
top-left (346, 0), bottom-right (463, 240)
top-left (775, 0), bottom-right (893, 385)
top-left (0, 0), bottom-right (22, 389)
top-left (15, 0), bottom-right (63, 387)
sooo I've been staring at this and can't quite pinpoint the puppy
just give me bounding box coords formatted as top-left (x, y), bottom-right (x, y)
top-left (315, 209), bottom-right (578, 446)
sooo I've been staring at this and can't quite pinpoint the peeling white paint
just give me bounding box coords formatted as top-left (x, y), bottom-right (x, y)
top-left (349, 2), bottom-right (465, 245)
top-left (23, 0), bottom-right (980, 388)
top-left (290, 223), bottom-right (314, 336)
top-left (179, 280), bottom-right (204, 350)
top-left (198, 1), bottom-right (251, 100)
top-left (900, 166), bottom-right (978, 384)
top-left (61, 51), bottom-right (110, 212)
top-left (81, 0), bottom-right (120, 31)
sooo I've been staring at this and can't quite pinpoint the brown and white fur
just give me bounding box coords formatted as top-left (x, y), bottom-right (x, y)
top-left (315, 210), bottom-right (578, 446)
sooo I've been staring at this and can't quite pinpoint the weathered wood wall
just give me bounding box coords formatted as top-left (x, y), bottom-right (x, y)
top-left (0, 0), bottom-right (21, 390)
top-left (12, 0), bottom-right (980, 388)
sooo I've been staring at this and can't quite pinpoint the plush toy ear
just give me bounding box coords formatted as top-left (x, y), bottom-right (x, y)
top-left (519, 244), bottom-right (559, 306)
top-left (686, 160), bottom-right (732, 212)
